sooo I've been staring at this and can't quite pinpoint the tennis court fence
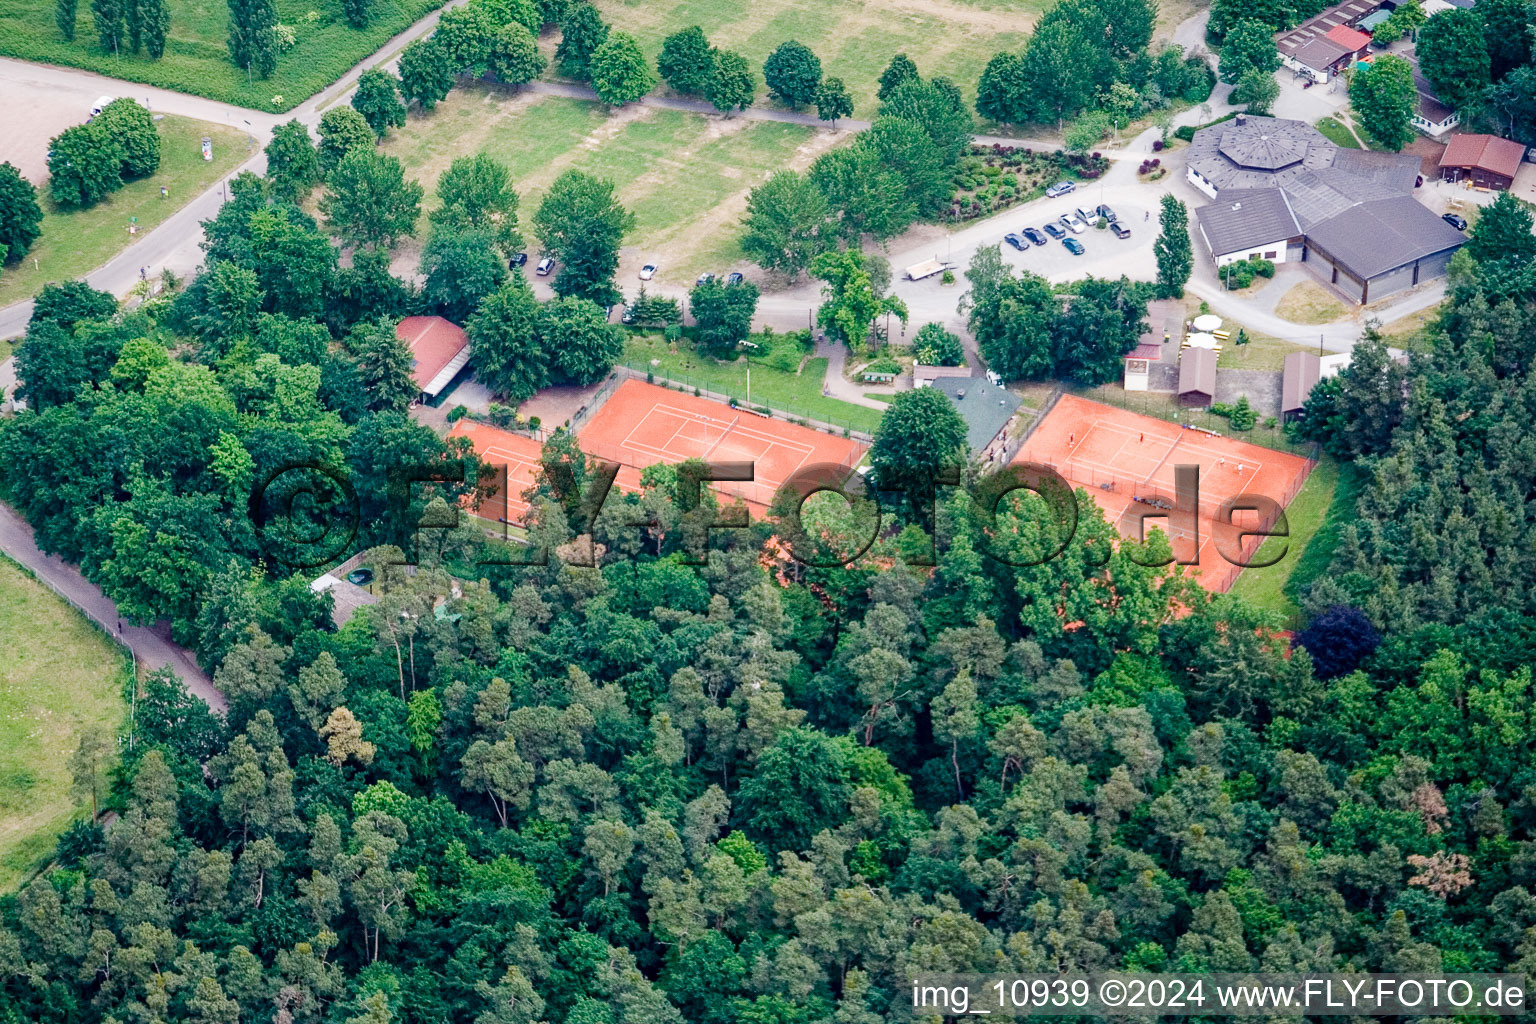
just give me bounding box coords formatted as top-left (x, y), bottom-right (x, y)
top-left (609, 364), bottom-right (876, 444)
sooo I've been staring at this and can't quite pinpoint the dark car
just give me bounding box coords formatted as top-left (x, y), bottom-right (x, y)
top-left (620, 305), bottom-right (636, 325)
top-left (1442, 213), bottom-right (1468, 231)
top-left (1023, 227), bottom-right (1049, 246)
top-left (1062, 237), bottom-right (1085, 255)
top-left (726, 271), bottom-right (744, 285)
top-left (1096, 204), bottom-right (1117, 222)
top-left (509, 252), bottom-right (528, 268)
top-left (1111, 222), bottom-right (1132, 239)
top-left (1004, 232), bottom-right (1027, 251)
top-left (1043, 222), bottom-right (1066, 240)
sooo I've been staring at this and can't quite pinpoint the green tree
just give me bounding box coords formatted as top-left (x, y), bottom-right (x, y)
top-left (740, 170), bottom-right (832, 278)
top-left (539, 296), bottom-right (624, 384)
top-left (556, 2), bottom-right (608, 78)
top-left (343, 0), bottom-right (370, 29)
top-left (227, 0), bottom-right (278, 78)
top-left (1349, 54), bottom-right (1417, 151)
top-left (1220, 19), bottom-right (1281, 84)
top-left (589, 32), bottom-right (656, 106)
top-left (0, 163), bottom-right (44, 263)
top-left (136, 0), bottom-right (169, 57)
top-left (706, 48), bottom-right (756, 113)
top-left (912, 322), bottom-right (963, 366)
top-left (264, 120), bottom-right (320, 203)
top-left (861, 115), bottom-right (949, 217)
top-left (351, 69), bottom-right (407, 139)
top-left (468, 276), bottom-right (546, 400)
top-left (657, 25), bottom-right (713, 95)
top-left (29, 279), bottom-right (115, 330)
top-left (814, 76), bottom-right (853, 127)
top-left (688, 278), bottom-right (760, 358)
top-left (95, 98), bottom-right (160, 178)
top-left (737, 727), bottom-right (850, 852)
top-left (1154, 194), bottom-right (1192, 299)
top-left (810, 248), bottom-right (904, 348)
top-left (964, 248), bottom-right (1056, 380)
top-left (318, 106), bottom-right (377, 174)
top-left (1467, 190), bottom-right (1536, 267)
top-left (880, 77), bottom-right (971, 165)
top-left (976, 50), bottom-right (1029, 123)
top-left (533, 169), bottom-right (633, 305)
top-left (869, 385), bottom-right (967, 497)
top-left (763, 40), bottom-right (821, 108)
top-left (48, 122), bottom-right (123, 208)
top-left (435, 2), bottom-right (497, 76)
top-left (878, 53), bottom-right (919, 100)
top-left (1054, 275), bottom-right (1147, 385)
top-left (56, 0), bottom-right (77, 40)
top-left (488, 22), bottom-right (546, 88)
top-left (810, 145), bottom-right (914, 241)
top-left (1480, 0), bottom-right (1533, 80)
top-left (431, 153), bottom-right (522, 254)
top-left (90, 0), bottom-right (123, 52)
top-left (347, 318), bottom-right (419, 413)
top-left (421, 228), bottom-right (507, 321)
top-left (1417, 8), bottom-right (1492, 114)
top-left (319, 149), bottom-right (423, 250)
top-left (1018, 18), bottom-right (1099, 124)
top-left (1064, 110), bottom-right (1112, 155)
top-left (398, 37), bottom-right (455, 111)
top-left (1231, 67), bottom-right (1280, 115)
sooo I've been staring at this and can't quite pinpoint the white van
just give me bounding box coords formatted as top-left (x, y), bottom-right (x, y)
top-left (90, 96), bottom-right (115, 118)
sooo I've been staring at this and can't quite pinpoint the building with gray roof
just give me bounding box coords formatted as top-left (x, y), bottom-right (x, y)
top-left (931, 376), bottom-right (1023, 464)
top-left (1185, 114), bottom-right (1464, 303)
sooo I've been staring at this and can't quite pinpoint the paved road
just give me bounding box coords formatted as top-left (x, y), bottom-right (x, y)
top-left (0, 501), bottom-right (223, 711)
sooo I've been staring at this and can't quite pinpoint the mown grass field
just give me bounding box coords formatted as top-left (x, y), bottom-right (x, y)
top-left (622, 332), bottom-right (883, 434)
top-left (0, 116), bottom-right (250, 307)
top-left (0, 0), bottom-right (443, 110)
top-left (588, 0), bottom-right (1040, 112)
top-left (0, 557), bottom-right (127, 890)
top-left (383, 89), bottom-right (832, 283)
top-left (1229, 455), bottom-right (1356, 620)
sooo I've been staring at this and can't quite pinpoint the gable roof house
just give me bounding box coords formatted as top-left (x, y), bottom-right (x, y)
top-left (1275, 0), bottom-right (1384, 81)
top-left (1412, 67), bottom-right (1460, 137)
top-left (396, 316), bottom-right (471, 404)
top-left (1439, 132), bottom-right (1528, 190)
top-left (1178, 348), bottom-right (1218, 407)
top-left (1186, 114), bottom-right (1466, 303)
top-left (931, 376), bottom-right (1023, 464)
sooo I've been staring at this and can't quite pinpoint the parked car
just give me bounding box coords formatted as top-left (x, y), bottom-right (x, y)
top-left (639, 263), bottom-right (657, 280)
top-left (1077, 206), bottom-right (1102, 225)
top-left (620, 305), bottom-right (636, 324)
top-left (726, 271), bottom-right (744, 285)
top-left (536, 257), bottom-right (555, 276)
top-left (509, 252), bottom-right (528, 268)
top-left (1442, 213), bottom-right (1467, 231)
top-left (1045, 180), bottom-right (1076, 198)
top-left (90, 96), bottom-right (114, 117)
top-left (1062, 213), bottom-right (1088, 234)
top-left (1062, 238), bottom-right (1085, 255)
top-left (1043, 222), bottom-right (1067, 240)
top-left (1096, 204), bottom-right (1118, 223)
top-left (697, 272), bottom-right (715, 286)
top-left (1023, 227), bottom-right (1049, 246)
top-left (1111, 222), bottom-right (1132, 239)
top-left (1004, 232), bottom-right (1028, 251)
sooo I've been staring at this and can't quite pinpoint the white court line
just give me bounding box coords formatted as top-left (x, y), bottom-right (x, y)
top-left (615, 402), bottom-right (820, 489)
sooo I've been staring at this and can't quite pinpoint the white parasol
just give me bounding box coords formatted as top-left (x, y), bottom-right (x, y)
top-left (1186, 332), bottom-right (1218, 348)
top-left (1191, 313), bottom-right (1223, 331)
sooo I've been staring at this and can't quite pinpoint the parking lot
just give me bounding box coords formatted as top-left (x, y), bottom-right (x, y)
top-left (988, 195), bottom-right (1158, 284)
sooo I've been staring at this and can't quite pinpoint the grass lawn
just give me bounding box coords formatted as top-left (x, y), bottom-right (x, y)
top-left (0, 557), bottom-right (128, 890)
top-left (383, 89), bottom-right (829, 284)
top-left (622, 332), bottom-right (884, 434)
top-left (1229, 456), bottom-right (1360, 620)
top-left (0, 116), bottom-right (251, 307)
top-left (1315, 117), bottom-right (1363, 149)
top-left (0, 0), bottom-right (445, 110)
top-left (1272, 279), bottom-right (1348, 326)
top-left (588, 0), bottom-right (1039, 112)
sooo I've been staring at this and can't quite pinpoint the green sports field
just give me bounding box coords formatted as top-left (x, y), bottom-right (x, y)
top-left (0, 557), bottom-right (128, 890)
top-left (0, 0), bottom-right (444, 110)
top-left (384, 88), bottom-right (832, 283)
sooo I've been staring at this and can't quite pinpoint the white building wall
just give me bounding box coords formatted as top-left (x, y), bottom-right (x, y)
top-left (1186, 165), bottom-right (1218, 199)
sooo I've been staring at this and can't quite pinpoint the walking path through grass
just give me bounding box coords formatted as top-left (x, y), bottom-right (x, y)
top-left (0, 555), bottom-right (127, 889)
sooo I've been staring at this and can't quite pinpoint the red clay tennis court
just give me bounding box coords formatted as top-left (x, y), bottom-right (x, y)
top-left (448, 421), bottom-right (548, 526)
top-left (578, 380), bottom-right (867, 511)
top-left (1014, 395), bottom-right (1314, 591)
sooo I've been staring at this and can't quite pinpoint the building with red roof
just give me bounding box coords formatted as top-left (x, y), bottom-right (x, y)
top-left (396, 316), bottom-right (471, 404)
top-left (1439, 133), bottom-right (1528, 191)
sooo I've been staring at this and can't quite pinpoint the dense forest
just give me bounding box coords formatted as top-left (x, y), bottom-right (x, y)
top-left (3, 158), bottom-right (1536, 1024)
